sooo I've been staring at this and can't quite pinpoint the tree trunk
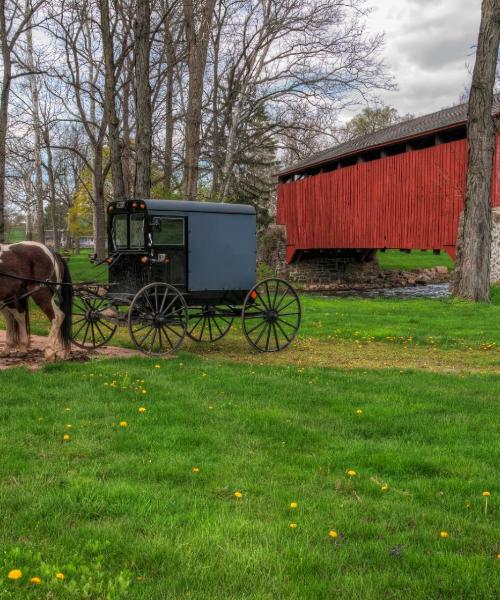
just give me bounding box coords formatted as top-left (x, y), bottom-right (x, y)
top-left (0, 0), bottom-right (11, 243)
top-left (453, 0), bottom-right (500, 301)
top-left (43, 126), bottom-right (59, 249)
top-left (26, 24), bottom-right (45, 243)
top-left (93, 148), bottom-right (106, 260)
top-left (163, 21), bottom-right (175, 194)
top-left (220, 97), bottom-right (243, 202)
top-left (99, 0), bottom-right (126, 200)
top-left (210, 13), bottom-right (222, 201)
top-left (134, 0), bottom-right (152, 198)
top-left (182, 0), bottom-right (217, 200)
top-left (122, 59), bottom-right (132, 199)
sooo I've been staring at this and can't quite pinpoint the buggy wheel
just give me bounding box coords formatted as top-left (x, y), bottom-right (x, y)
top-left (187, 305), bottom-right (234, 342)
top-left (242, 278), bottom-right (301, 352)
top-left (128, 282), bottom-right (188, 355)
top-left (71, 291), bottom-right (118, 349)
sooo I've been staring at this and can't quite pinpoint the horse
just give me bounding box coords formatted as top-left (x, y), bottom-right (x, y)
top-left (0, 241), bottom-right (73, 361)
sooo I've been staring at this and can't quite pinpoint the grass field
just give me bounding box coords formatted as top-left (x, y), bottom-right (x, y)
top-left (377, 249), bottom-right (454, 271)
top-left (2, 250), bottom-right (500, 598)
top-left (1, 357), bottom-right (499, 599)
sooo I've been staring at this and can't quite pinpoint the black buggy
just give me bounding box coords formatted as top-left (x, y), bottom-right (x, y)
top-left (71, 199), bottom-right (301, 355)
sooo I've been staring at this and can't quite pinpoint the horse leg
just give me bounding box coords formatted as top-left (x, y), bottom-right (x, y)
top-left (0, 308), bottom-right (19, 357)
top-left (31, 288), bottom-right (66, 361)
top-left (7, 306), bottom-right (29, 357)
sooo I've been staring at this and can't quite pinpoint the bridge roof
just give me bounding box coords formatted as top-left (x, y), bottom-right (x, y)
top-left (277, 95), bottom-right (500, 177)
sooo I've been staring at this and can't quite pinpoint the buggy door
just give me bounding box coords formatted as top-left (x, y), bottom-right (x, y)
top-left (151, 216), bottom-right (187, 290)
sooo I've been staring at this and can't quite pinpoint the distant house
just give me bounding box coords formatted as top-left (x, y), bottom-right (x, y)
top-left (45, 230), bottom-right (94, 249)
top-left (276, 96), bottom-right (500, 264)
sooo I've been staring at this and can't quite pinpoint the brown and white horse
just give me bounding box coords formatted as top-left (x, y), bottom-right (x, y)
top-left (0, 242), bottom-right (73, 361)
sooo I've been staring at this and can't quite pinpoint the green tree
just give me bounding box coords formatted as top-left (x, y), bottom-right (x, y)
top-left (343, 106), bottom-right (413, 140)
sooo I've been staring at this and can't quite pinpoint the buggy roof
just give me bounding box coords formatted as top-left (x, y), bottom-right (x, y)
top-left (142, 199), bottom-right (255, 215)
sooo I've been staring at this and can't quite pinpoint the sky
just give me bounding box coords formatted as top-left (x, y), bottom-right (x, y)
top-left (362, 0), bottom-right (482, 118)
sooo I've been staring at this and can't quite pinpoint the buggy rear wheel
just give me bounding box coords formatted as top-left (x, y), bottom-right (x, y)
top-left (187, 305), bottom-right (234, 342)
top-left (128, 282), bottom-right (188, 355)
top-left (71, 290), bottom-right (118, 349)
top-left (242, 278), bottom-right (301, 352)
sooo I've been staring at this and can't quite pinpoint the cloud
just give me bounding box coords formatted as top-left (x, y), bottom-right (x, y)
top-left (361, 0), bottom-right (482, 116)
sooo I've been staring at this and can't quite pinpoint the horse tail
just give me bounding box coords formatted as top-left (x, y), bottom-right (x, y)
top-left (55, 253), bottom-right (73, 352)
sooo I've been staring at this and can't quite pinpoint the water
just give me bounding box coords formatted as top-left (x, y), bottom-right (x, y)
top-left (315, 283), bottom-right (450, 299)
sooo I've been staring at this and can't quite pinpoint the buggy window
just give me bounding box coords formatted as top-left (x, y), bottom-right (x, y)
top-left (112, 214), bottom-right (128, 249)
top-left (130, 214), bottom-right (145, 248)
top-left (153, 218), bottom-right (184, 246)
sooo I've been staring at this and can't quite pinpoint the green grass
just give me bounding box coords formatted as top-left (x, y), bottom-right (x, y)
top-left (0, 357), bottom-right (499, 599)
top-left (300, 288), bottom-right (500, 350)
top-left (66, 251), bottom-right (108, 284)
top-left (5, 227), bottom-right (25, 243)
top-left (1, 242), bottom-right (499, 597)
top-left (377, 250), bottom-right (454, 271)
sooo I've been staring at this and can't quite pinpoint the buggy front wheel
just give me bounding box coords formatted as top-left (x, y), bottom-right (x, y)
top-left (128, 283), bottom-right (188, 355)
top-left (71, 289), bottom-right (118, 349)
top-left (242, 278), bottom-right (301, 352)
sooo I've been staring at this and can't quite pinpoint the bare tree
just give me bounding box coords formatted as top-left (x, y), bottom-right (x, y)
top-left (0, 0), bottom-right (45, 242)
top-left (25, 20), bottom-right (45, 242)
top-left (182, 0), bottom-right (217, 200)
top-left (453, 0), bottom-right (500, 301)
top-left (99, 0), bottom-right (126, 200)
top-left (48, 0), bottom-right (110, 258)
top-left (134, 0), bottom-right (152, 197)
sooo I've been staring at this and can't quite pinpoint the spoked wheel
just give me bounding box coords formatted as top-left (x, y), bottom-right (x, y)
top-left (187, 305), bottom-right (234, 342)
top-left (242, 278), bottom-right (301, 352)
top-left (128, 282), bottom-right (188, 355)
top-left (71, 292), bottom-right (118, 349)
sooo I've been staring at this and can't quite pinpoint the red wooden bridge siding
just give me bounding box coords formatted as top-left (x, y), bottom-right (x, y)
top-left (277, 135), bottom-right (500, 263)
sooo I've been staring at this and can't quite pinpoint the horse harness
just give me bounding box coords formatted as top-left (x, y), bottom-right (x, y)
top-left (0, 269), bottom-right (63, 312)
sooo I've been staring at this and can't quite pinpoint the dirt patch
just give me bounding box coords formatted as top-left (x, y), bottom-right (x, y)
top-left (0, 331), bottom-right (142, 370)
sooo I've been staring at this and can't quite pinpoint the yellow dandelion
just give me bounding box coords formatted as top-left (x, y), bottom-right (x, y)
top-left (7, 569), bottom-right (22, 580)
top-left (381, 484), bottom-right (389, 493)
top-left (328, 530), bottom-right (338, 539)
top-left (483, 491), bottom-right (491, 497)
top-left (63, 434), bottom-right (70, 441)
top-left (66, 424), bottom-right (72, 429)
top-left (355, 409), bottom-right (363, 415)
top-left (154, 364), bottom-right (161, 369)
top-left (439, 531), bottom-right (449, 538)
top-left (142, 389), bottom-right (147, 394)
top-left (290, 501), bottom-right (298, 509)
top-left (192, 467), bottom-right (200, 473)
top-left (346, 469), bottom-right (357, 477)
top-left (496, 553), bottom-right (500, 559)
top-left (289, 522), bottom-right (298, 529)
top-left (138, 407), bottom-right (146, 413)
top-left (30, 576), bottom-right (41, 585)
top-left (55, 572), bottom-right (65, 580)
top-left (234, 491), bottom-right (243, 499)
top-left (208, 405), bottom-right (214, 410)
top-left (119, 421), bottom-right (128, 427)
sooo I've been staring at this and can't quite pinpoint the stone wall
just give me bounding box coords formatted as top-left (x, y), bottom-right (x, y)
top-left (491, 208), bottom-right (500, 283)
top-left (286, 250), bottom-right (380, 284)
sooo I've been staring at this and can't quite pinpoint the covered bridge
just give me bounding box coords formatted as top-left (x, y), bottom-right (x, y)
top-left (276, 97), bottom-right (500, 269)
